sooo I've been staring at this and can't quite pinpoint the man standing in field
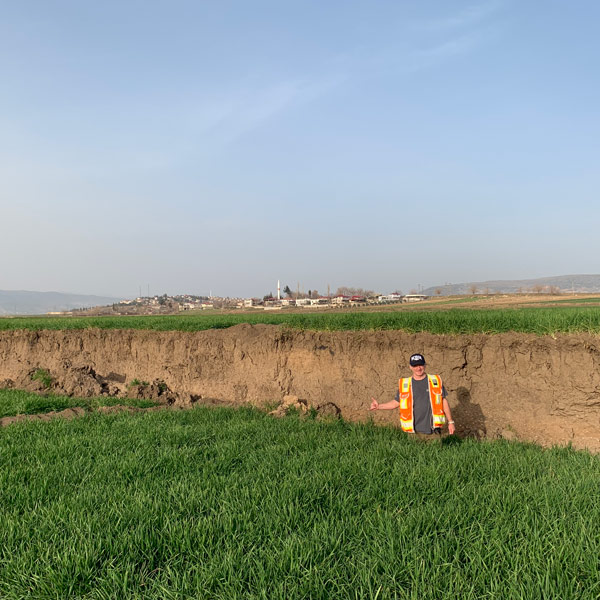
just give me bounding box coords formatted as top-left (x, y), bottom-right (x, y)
top-left (369, 353), bottom-right (456, 438)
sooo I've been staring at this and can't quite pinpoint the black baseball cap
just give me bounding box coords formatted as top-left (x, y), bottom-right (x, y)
top-left (409, 353), bottom-right (426, 366)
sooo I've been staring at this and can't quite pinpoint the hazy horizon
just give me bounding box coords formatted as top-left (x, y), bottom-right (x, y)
top-left (5, 272), bottom-right (600, 302)
top-left (2, 1), bottom-right (599, 298)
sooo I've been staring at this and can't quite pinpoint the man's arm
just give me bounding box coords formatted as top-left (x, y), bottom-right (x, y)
top-left (370, 397), bottom-right (400, 411)
top-left (443, 397), bottom-right (455, 435)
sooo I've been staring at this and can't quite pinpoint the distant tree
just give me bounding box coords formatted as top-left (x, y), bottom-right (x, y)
top-left (335, 287), bottom-right (375, 297)
top-left (483, 287), bottom-right (490, 295)
top-left (263, 293), bottom-right (274, 301)
top-left (392, 290), bottom-right (403, 296)
top-left (548, 285), bottom-right (561, 295)
top-left (308, 290), bottom-right (311, 298)
top-left (435, 288), bottom-right (442, 296)
top-left (410, 289), bottom-right (418, 295)
top-left (469, 285), bottom-right (478, 295)
top-left (532, 285), bottom-right (544, 294)
top-left (311, 290), bottom-right (319, 298)
top-left (283, 285), bottom-right (293, 297)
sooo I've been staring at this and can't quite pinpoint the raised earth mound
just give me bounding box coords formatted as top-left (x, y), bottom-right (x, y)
top-left (0, 324), bottom-right (599, 450)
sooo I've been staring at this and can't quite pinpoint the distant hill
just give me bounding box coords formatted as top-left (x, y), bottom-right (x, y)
top-left (422, 274), bottom-right (600, 296)
top-left (0, 290), bottom-right (125, 316)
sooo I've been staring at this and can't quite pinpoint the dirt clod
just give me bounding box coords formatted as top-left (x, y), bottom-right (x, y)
top-left (269, 394), bottom-right (309, 417)
top-left (499, 428), bottom-right (518, 441)
top-left (316, 402), bottom-right (341, 420)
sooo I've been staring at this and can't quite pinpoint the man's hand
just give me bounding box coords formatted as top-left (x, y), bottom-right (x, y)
top-left (448, 421), bottom-right (456, 435)
top-left (369, 397), bottom-right (379, 411)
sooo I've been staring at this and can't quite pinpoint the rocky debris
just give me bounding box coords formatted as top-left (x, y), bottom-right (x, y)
top-left (315, 402), bottom-right (341, 420)
top-left (269, 394), bottom-right (309, 418)
top-left (9, 365), bottom-right (106, 397)
top-left (60, 365), bottom-right (105, 397)
top-left (268, 396), bottom-right (341, 420)
top-left (7, 364), bottom-right (178, 405)
top-left (125, 379), bottom-right (176, 404)
top-left (105, 371), bottom-right (126, 384)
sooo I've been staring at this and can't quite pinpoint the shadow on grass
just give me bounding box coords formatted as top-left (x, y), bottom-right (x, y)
top-left (442, 434), bottom-right (463, 447)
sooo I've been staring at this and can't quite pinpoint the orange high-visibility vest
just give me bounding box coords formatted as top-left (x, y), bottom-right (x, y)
top-left (398, 374), bottom-right (446, 433)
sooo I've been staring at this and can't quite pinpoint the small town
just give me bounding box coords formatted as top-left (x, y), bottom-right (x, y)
top-left (74, 285), bottom-right (429, 316)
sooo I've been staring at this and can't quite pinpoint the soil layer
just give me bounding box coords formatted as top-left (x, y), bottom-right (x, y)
top-left (1, 324), bottom-right (599, 450)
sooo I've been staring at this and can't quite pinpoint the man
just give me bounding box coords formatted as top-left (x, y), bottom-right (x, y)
top-left (369, 353), bottom-right (456, 437)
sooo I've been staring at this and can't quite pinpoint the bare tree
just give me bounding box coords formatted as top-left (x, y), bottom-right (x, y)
top-left (469, 284), bottom-right (478, 295)
top-left (335, 286), bottom-right (374, 297)
top-left (435, 288), bottom-right (442, 296)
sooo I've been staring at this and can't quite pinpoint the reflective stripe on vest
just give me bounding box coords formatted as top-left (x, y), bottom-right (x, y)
top-left (398, 374), bottom-right (446, 432)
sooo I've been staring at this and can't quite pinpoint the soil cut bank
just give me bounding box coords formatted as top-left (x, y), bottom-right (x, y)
top-left (1, 324), bottom-right (599, 450)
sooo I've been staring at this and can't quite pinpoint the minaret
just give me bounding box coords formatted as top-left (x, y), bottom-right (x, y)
top-left (277, 280), bottom-right (281, 300)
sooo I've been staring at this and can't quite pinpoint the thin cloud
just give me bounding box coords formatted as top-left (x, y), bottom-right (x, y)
top-left (185, 4), bottom-right (503, 137)
top-left (416, 0), bottom-right (504, 32)
top-left (406, 1), bottom-right (504, 72)
top-left (191, 74), bottom-right (345, 147)
top-left (331, 3), bottom-right (504, 79)
top-left (413, 30), bottom-right (486, 61)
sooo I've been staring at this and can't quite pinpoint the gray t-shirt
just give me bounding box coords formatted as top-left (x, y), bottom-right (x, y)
top-left (396, 376), bottom-right (447, 434)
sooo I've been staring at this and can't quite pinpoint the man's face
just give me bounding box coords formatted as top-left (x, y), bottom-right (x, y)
top-left (410, 363), bottom-right (426, 379)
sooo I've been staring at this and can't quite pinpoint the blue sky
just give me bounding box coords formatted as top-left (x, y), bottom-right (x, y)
top-left (2, 0), bottom-right (599, 298)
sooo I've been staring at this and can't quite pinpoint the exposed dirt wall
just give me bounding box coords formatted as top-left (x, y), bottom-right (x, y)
top-left (1, 325), bottom-right (599, 450)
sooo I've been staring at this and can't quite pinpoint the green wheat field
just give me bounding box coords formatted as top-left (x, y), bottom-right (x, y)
top-left (3, 306), bottom-right (600, 334)
top-left (1, 401), bottom-right (599, 599)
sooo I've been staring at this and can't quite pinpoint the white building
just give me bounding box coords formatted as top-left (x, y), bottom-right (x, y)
top-left (403, 294), bottom-right (428, 302)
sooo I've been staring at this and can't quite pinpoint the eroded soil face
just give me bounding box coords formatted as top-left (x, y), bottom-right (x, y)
top-left (1, 324), bottom-right (599, 450)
